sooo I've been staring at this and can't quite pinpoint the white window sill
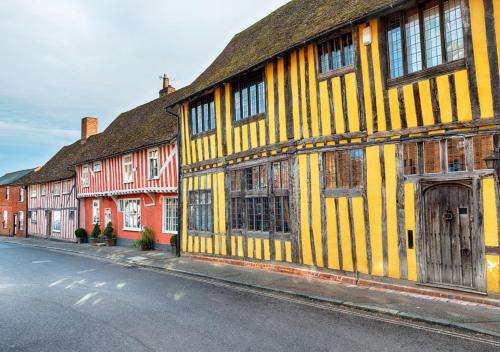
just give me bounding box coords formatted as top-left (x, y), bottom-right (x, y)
top-left (123, 181), bottom-right (134, 184)
top-left (52, 230), bottom-right (61, 233)
top-left (162, 230), bottom-right (178, 235)
top-left (123, 227), bottom-right (142, 232)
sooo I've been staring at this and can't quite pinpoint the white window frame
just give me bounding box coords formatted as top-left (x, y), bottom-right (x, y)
top-left (123, 198), bottom-right (141, 231)
top-left (148, 148), bottom-right (160, 180)
top-left (104, 208), bottom-right (112, 226)
top-left (62, 180), bottom-right (72, 195)
top-left (52, 182), bottom-right (61, 196)
top-left (162, 196), bottom-right (178, 234)
top-left (19, 187), bottom-right (24, 202)
top-left (31, 211), bottom-right (37, 224)
top-left (18, 211), bottom-right (24, 231)
top-left (93, 161), bottom-right (102, 172)
top-left (40, 184), bottom-right (46, 197)
top-left (92, 200), bottom-right (100, 225)
top-left (30, 186), bottom-right (37, 198)
top-left (3, 210), bottom-right (7, 229)
top-left (6, 187), bottom-right (10, 200)
top-left (122, 155), bottom-right (134, 184)
top-left (52, 210), bottom-right (61, 233)
top-left (82, 165), bottom-right (90, 188)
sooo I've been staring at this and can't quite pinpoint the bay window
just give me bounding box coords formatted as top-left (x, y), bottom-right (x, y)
top-left (387, 0), bottom-right (465, 79)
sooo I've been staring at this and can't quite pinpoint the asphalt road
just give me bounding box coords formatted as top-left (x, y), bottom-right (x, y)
top-left (0, 243), bottom-right (498, 352)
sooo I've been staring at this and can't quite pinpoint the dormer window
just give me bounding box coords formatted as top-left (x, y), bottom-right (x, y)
top-left (318, 32), bottom-right (354, 74)
top-left (233, 72), bottom-right (265, 122)
top-left (190, 95), bottom-right (215, 136)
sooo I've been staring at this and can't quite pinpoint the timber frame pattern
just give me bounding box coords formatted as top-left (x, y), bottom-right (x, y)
top-left (174, 0), bottom-right (500, 294)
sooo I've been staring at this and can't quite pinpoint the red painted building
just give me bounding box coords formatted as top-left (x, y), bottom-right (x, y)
top-left (75, 83), bottom-right (179, 249)
top-left (0, 169), bottom-right (34, 237)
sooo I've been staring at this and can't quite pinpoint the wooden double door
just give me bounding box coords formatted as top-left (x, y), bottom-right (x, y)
top-left (421, 181), bottom-right (484, 291)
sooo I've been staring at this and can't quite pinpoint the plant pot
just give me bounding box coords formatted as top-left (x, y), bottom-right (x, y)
top-left (171, 245), bottom-right (176, 254)
top-left (90, 237), bottom-right (99, 245)
top-left (106, 238), bottom-right (116, 247)
top-left (140, 243), bottom-right (152, 251)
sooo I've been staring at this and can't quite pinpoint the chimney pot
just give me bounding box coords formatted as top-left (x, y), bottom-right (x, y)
top-left (159, 74), bottom-right (176, 97)
top-left (81, 117), bottom-right (98, 144)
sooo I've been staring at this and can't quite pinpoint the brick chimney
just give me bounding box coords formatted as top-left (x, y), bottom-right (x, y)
top-left (81, 117), bottom-right (98, 144)
top-left (159, 74), bottom-right (176, 97)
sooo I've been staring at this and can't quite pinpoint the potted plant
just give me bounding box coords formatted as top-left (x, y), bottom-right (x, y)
top-left (103, 222), bottom-right (116, 246)
top-left (133, 226), bottom-right (155, 251)
top-left (170, 234), bottom-right (177, 254)
top-left (74, 228), bottom-right (88, 244)
top-left (90, 223), bottom-right (101, 245)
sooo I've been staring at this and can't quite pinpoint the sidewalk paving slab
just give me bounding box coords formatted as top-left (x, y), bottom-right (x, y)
top-left (2, 236), bottom-right (500, 338)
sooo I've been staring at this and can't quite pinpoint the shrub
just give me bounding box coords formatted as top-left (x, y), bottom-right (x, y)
top-left (103, 222), bottom-right (114, 240)
top-left (90, 223), bottom-right (101, 238)
top-left (170, 234), bottom-right (177, 247)
top-left (74, 228), bottom-right (87, 239)
top-left (133, 226), bottom-right (155, 250)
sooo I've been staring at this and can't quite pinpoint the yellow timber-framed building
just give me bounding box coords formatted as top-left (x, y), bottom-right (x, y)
top-left (170, 0), bottom-right (500, 294)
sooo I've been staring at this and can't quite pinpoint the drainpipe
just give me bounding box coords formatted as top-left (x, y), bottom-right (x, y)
top-left (168, 106), bottom-right (182, 258)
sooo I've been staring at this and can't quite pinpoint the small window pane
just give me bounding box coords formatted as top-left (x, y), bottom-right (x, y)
top-left (203, 103), bottom-right (209, 132)
top-left (241, 87), bottom-right (249, 119)
top-left (388, 17), bottom-right (404, 78)
top-left (351, 149), bottom-right (364, 189)
top-left (405, 11), bottom-right (423, 73)
top-left (325, 153), bottom-right (337, 189)
top-left (404, 144), bottom-right (419, 175)
top-left (250, 84), bottom-right (257, 116)
top-left (424, 141), bottom-right (441, 173)
top-left (197, 105), bottom-right (203, 133)
top-left (210, 101), bottom-right (216, 130)
top-left (447, 138), bottom-right (466, 172)
top-left (424, 3), bottom-right (443, 68)
top-left (473, 135), bottom-right (494, 170)
top-left (258, 81), bottom-right (266, 114)
top-left (337, 150), bottom-right (350, 188)
top-left (235, 91), bottom-right (241, 121)
top-left (191, 107), bottom-right (197, 135)
top-left (444, 0), bottom-right (465, 61)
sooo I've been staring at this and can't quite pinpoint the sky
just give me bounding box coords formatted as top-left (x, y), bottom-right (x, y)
top-left (0, 0), bottom-right (290, 176)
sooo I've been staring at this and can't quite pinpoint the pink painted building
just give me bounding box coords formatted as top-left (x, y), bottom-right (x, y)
top-left (75, 86), bottom-right (179, 249)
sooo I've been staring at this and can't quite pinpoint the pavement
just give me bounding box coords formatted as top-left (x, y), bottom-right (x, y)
top-left (1, 236), bottom-right (500, 340)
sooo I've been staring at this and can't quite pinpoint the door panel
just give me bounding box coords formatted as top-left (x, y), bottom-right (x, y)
top-left (423, 183), bottom-right (475, 289)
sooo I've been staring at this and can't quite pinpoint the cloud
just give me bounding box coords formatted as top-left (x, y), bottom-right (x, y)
top-left (0, 0), bottom-right (290, 176)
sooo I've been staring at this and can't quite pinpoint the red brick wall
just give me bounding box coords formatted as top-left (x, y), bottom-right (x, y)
top-left (0, 185), bottom-right (27, 237)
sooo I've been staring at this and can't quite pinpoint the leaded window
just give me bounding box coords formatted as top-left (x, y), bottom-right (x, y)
top-left (387, 0), bottom-right (465, 79)
top-left (424, 141), bottom-right (441, 173)
top-left (233, 73), bottom-right (266, 121)
top-left (190, 95), bottom-right (215, 135)
top-left (403, 143), bottom-right (419, 175)
top-left (229, 160), bottom-right (290, 234)
top-left (188, 190), bottom-right (213, 232)
top-left (318, 33), bottom-right (354, 74)
top-left (324, 149), bottom-right (364, 190)
top-left (447, 138), bottom-right (466, 172)
top-left (473, 135), bottom-right (494, 170)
